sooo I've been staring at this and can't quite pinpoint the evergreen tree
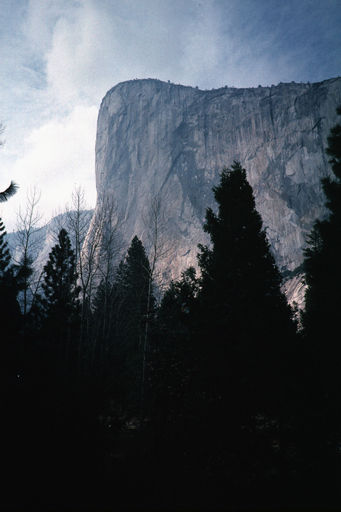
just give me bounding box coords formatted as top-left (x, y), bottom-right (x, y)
top-left (91, 277), bottom-right (117, 376)
top-left (154, 267), bottom-right (199, 408)
top-left (0, 217), bottom-right (22, 500)
top-left (301, 106), bottom-right (341, 483)
top-left (0, 217), bottom-right (21, 340)
top-left (150, 267), bottom-right (199, 461)
top-left (121, 236), bottom-right (154, 417)
top-left (0, 181), bottom-right (18, 202)
top-left (195, 162), bottom-right (296, 485)
top-left (41, 228), bottom-right (80, 370)
top-left (99, 236), bottom-right (154, 418)
top-left (13, 254), bottom-right (44, 344)
top-left (115, 236), bottom-right (153, 330)
top-left (14, 254), bottom-right (34, 323)
top-left (303, 106), bottom-right (341, 340)
top-left (0, 217), bottom-right (11, 275)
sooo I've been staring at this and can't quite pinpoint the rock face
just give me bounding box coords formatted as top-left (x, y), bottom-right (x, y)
top-left (90, 77), bottom-right (341, 303)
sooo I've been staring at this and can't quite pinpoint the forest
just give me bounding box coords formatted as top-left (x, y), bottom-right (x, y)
top-left (1, 107), bottom-right (341, 511)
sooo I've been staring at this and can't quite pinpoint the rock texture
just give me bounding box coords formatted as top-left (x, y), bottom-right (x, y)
top-left (90, 77), bottom-right (341, 304)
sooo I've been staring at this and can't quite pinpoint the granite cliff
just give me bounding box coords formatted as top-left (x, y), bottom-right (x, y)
top-left (88, 77), bottom-right (341, 305)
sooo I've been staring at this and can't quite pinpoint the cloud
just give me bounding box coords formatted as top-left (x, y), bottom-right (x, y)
top-left (1, 0), bottom-right (340, 232)
top-left (1, 105), bottom-right (98, 231)
top-left (23, 0), bottom-right (72, 53)
top-left (43, 0), bottom-right (341, 103)
top-left (45, 1), bottom-right (109, 105)
top-left (44, 0), bottom-right (229, 105)
top-left (4, 0), bottom-right (341, 110)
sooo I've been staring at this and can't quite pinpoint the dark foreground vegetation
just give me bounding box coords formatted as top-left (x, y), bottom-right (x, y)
top-left (1, 108), bottom-right (341, 511)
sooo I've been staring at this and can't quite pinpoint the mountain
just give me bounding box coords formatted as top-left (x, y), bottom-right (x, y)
top-left (8, 210), bottom-right (93, 274)
top-left (87, 77), bottom-right (341, 306)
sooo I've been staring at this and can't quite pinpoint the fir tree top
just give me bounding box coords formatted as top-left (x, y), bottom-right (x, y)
top-left (198, 161), bottom-right (281, 296)
top-left (42, 228), bottom-right (80, 314)
top-left (0, 217), bottom-right (11, 277)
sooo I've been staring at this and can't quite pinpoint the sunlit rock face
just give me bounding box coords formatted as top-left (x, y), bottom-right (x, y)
top-left (91, 77), bottom-right (341, 304)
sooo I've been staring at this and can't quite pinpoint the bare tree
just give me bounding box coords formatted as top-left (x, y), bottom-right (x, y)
top-left (60, 189), bottom-right (124, 373)
top-left (96, 197), bottom-right (124, 285)
top-left (65, 187), bottom-right (94, 295)
top-left (84, 196), bottom-right (124, 371)
top-left (143, 192), bottom-right (173, 291)
top-left (76, 196), bottom-right (122, 306)
top-left (14, 187), bottom-right (44, 315)
top-left (54, 186), bottom-right (96, 374)
top-left (140, 192), bottom-right (173, 413)
top-left (47, 186), bottom-right (95, 304)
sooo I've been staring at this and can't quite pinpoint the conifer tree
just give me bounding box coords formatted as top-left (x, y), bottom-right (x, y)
top-left (0, 217), bottom-right (21, 339)
top-left (195, 162), bottom-right (296, 482)
top-left (198, 163), bottom-right (294, 382)
top-left (302, 107), bottom-right (341, 467)
top-left (150, 268), bottom-right (199, 458)
top-left (15, 254), bottom-right (34, 316)
top-left (41, 228), bottom-right (80, 370)
top-left (0, 181), bottom-right (18, 202)
top-left (303, 107), bottom-right (341, 340)
top-left (0, 216), bottom-right (21, 455)
top-left (155, 267), bottom-right (199, 400)
top-left (91, 277), bottom-right (118, 376)
top-left (110, 236), bottom-right (154, 417)
top-left (0, 217), bottom-right (11, 275)
top-left (0, 217), bottom-right (23, 508)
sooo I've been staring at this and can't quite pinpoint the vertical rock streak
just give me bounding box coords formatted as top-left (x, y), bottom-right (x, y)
top-left (91, 77), bottom-right (341, 302)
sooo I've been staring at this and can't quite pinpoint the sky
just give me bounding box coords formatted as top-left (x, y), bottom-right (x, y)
top-left (0, 0), bottom-right (340, 231)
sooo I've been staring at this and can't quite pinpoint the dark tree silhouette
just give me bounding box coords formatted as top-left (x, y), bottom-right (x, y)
top-left (301, 106), bottom-right (341, 484)
top-left (0, 217), bottom-right (11, 279)
top-left (0, 217), bottom-right (23, 509)
top-left (150, 267), bottom-right (199, 463)
top-left (0, 217), bottom-right (21, 338)
top-left (115, 236), bottom-right (155, 417)
top-left (303, 106), bottom-right (341, 340)
top-left (41, 228), bottom-right (80, 371)
top-left (0, 181), bottom-right (18, 202)
top-left (93, 236), bottom-right (154, 419)
top-left (194, 162), bottom-right (296, 488)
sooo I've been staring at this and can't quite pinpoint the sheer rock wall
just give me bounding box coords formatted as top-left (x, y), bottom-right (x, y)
top-left (90, 77), bottom-right (341, 303)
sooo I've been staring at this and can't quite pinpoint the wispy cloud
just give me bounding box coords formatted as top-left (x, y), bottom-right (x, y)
top-left (1, 105), bottom-right (97, 229)
top-left (0, 0), bottom-right (340, 230)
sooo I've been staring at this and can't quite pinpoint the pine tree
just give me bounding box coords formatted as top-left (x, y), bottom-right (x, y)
top-left (195, 162), bottom-right (296, 484)
top-left (0, 181), bottom-right (18, 202)
top-left (155, 267), bottom-right (199, 406)
top-left (15, 254), bottom-right (34, 316)
top-left (91, 277), bottom-right (117, 376)
top-left (198, 163), bottom-right (294, 385)
top-left (0, 217), bottom-right (21, 340)
top-left (100, 236), bottom-right (154, 419)
top-left (301, 106), bottom-right (341, 473)
top-left (150, 268), bottom-right (199, 460)
top-left (303, 106), bottom-right (341, 340)
top-left (41, 228), bottom-right (80, 370)
top-left (0, 217), bottom-right (22, 453)
top-left (0, 217), bottom-right (11, 276)
top-left (0, 217), bottom-right (23, 508)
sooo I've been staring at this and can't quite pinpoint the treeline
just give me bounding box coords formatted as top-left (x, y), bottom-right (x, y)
top-left (1, 108), bottom-right (341, 511)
